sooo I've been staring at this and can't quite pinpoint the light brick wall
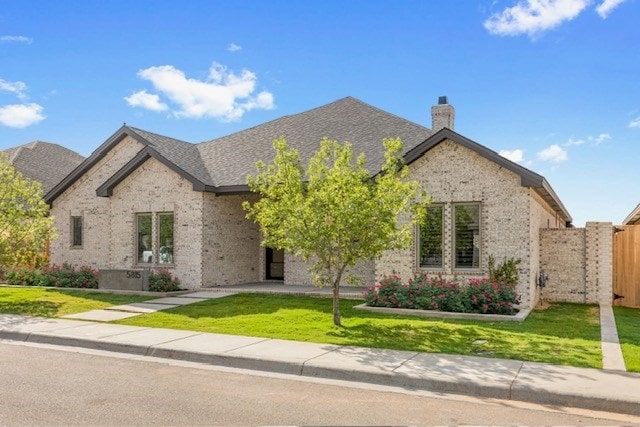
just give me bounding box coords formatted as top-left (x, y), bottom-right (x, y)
top-left (50, 136), bottom-right (145, 269)
top-left (376, 139), bottom-right (543, 306)
top-left (539, 222), bottom-right (613, 304)
top-left (539, 228), bottom-right (587, 302)
top-left (201, 193), bottom-right (261, 286)
top-left (50, 142), bottom-right (207, 289)
top-left (528, 190), bottom-right (566, 306)
top-left (284, 253), bottom-right (375, 288)
top-left (108, 157), bottom-right (204, 288)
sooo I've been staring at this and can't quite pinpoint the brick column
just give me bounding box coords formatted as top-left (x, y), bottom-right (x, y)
top-left (585, 222), bottom-right (613, 305)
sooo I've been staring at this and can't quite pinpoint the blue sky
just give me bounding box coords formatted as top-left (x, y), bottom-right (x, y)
top-left (1, 0), bottom-right (638, 226)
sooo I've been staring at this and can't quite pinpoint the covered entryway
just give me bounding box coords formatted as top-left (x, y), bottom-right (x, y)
top-left (265, 247), bottom-right (284, 280)
top-left (613, 225), bottom-right (640, 307)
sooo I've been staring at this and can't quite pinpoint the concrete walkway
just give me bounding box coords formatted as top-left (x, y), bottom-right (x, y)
top-left (63, 292), bottom-right (235, 321)
top-left (1, 312), bottom-right (640, 416)
top-left (600, 303), bottom-right (626, 371)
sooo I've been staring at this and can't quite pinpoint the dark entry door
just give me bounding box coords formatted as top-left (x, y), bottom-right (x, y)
top-left (266, 248), bottom-right (284, 280)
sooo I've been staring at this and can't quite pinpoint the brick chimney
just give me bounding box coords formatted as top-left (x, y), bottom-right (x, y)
top-left (431, 96), bottom-right (455, 132)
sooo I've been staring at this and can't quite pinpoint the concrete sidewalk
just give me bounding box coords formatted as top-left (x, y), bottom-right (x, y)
top-left (1, 314), bottom-right (639, 416)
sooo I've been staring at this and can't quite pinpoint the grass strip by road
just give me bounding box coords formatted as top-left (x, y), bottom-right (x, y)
top-left (0, 287), bottom-right (150, 317)
top-left (613, 306), bottom-right (640, 372)
top-left (116, 294), bottom-right (602, 369)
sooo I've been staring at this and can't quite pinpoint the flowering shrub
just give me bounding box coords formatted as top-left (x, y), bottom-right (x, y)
top-left (364, 273), bottom-right (520, 315)
top-left (5, 263), bottom-right (98, 288)
top-left (148, 269), bottom-right (182, 292)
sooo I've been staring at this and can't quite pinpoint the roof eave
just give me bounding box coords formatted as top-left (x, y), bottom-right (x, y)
top-left (623, 203), bottom-right (640, 225)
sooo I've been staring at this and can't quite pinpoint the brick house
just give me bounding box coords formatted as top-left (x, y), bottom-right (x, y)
top-left (45, 97), bottom-right (572, 308)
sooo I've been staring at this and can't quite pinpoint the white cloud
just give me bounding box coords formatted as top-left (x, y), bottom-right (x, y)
top-left (0, 35), bottom-right (33, 44)
top-left (499, 149), bottom-right (525, 163)
top-left (124, 90), bottom-right (168, 112)
top-left (130, 62), bottom-right (275, 121)
top-left (596, 0), bottom-right (627, 18)
top-left (227, 43), bottom-right (242, 52)
top-left (629, 117), bottom-right (640, 128)
top-left (0, 78), bottom-right (27, 99)
top-left (588, 133), bottom-right (611, 144)
top-left (484, 0), bottom-right (589, 37)
top-left (0, 103), bottom-right (45, 128)
top-left (564, 137), bottom-right (585, 146)
top-left (537, 144), bottom-right (568, 162)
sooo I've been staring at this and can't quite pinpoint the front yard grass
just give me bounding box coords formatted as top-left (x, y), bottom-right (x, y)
top-left (613, 306), bottom-right (640, 372)
top-left (0, 287), bottom-right (150, 317)
top-left (116, 294), bottom-right (602, 369)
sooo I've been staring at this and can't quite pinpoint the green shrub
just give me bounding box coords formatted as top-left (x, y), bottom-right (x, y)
top-left (4, 264), bottom-right (98, 288)
top-left (488, 255), bottom-right (521, 286)
top-left (5, 267), bottom-right (49, 287)
top-left (364, 272), bottom-right (520, 315)
top-left (148, 269), bottom-right (182, 292)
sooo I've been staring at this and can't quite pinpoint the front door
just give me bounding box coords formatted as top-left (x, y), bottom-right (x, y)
top-left (266, 248), bottom-right (284, 280)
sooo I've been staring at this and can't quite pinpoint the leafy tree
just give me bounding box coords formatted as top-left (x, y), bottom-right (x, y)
top-left (243, 137), bottom-right (429, 326)
top-left (0, 152), bottom-right (55, 270)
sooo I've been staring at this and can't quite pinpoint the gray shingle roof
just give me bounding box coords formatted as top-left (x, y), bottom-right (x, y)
top-left (198, 96), bottom-right (432, 186)
top-left (3, 141), bottom-right (85, 194)
top-left (127, 127), bottom-right (213, 186)
top-left (43, 96), bottom-right (572, 223)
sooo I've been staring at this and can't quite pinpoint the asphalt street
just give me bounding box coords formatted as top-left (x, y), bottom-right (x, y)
top-left (1, 341), bottom-right (638, 426)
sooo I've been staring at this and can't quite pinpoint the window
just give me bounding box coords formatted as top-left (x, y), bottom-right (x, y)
top-left (71, 216), bottom-right (83, 247)
top-left (419, 205), bottom-right (443, 269)
top-left (137, 214), bottom-right (152, 264)
top-left (454, 203), bottom-right (480, 269)
top-left (136, 212), bottom-right (174, 265)
top-left (158, 213), bottom-right (174, 265)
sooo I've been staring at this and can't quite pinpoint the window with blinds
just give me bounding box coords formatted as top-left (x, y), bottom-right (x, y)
top-left (454, 203), bottom-right (480, 269)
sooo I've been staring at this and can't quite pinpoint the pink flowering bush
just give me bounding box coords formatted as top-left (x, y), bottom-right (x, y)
top-left (364, 273), bottom-right (519, 315)
top-left (148, 269), bottom-right (182, 292)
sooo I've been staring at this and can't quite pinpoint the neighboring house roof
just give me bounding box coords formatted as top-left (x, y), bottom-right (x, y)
top-left (623, 203), bottom-right (640, 225)
top-left (44, 96), bottom-right (572, 223)
top-left (3, 141), bottom-right (85, 194)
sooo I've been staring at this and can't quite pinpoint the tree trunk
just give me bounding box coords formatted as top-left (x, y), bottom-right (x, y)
top-left (332, 282), bottom-right (341, 326)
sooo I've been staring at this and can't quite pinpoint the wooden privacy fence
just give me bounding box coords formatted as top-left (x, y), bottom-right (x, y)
top-left (613, 225), bottom-right (640, 307)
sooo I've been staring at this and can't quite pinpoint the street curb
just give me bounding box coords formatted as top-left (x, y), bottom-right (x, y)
top-left (1, 328), bottom-right (639, 416)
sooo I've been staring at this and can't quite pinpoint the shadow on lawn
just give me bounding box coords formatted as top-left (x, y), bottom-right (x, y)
top-left (0, 300), bottom-right (61, 317)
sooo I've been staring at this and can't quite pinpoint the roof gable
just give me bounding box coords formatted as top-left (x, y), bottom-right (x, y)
top-left (404, 128), bottom-right (572, 223)
top-left (45, 125), bottom-right (213, 204)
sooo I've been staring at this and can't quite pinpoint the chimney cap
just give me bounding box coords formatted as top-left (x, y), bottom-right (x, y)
top-left (438, 96), bottom-right (448, 105)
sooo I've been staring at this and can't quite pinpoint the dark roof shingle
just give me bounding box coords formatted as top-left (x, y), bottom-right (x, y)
top-left (3, 141), bottom-right (85, 193)
top-left (197, 97), bottom-right (432, 186)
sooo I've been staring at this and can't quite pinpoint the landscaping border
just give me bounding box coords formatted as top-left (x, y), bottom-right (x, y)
top-left (354, 303), bottom-right (531, 322)
top-left (0, 283), bottom-right (191, 297)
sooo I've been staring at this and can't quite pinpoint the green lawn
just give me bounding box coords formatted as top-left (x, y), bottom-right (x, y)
top-left (0, 287), bottom-right (150, 317)
top-left (116, 294), bottom-right (602, 368)
top-left (613, 306), bottom-right (640, 372)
